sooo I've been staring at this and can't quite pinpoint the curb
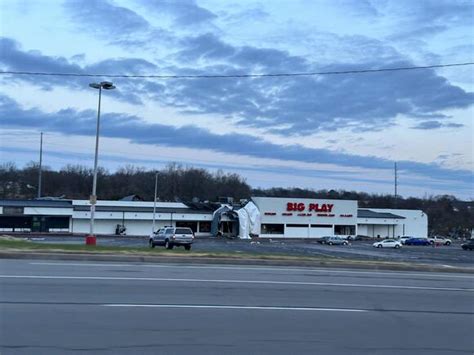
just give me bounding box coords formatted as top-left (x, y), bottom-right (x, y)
top-left (0, 251), bottom-right (472, 274)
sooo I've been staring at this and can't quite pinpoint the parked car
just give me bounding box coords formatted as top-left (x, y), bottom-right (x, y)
top-left (372, 239), bottom-right (402, 249)
top-left (149, 227), bottom-right (194, 250)
top-left (399, 236), bottom-right (415, 245)
top-left (322, 236), bottom-right (349, 246)
top-left (428, 236), bottom-right (452, 246)
top-left (351, 235), bottom-right (374, 241)
top-left (404, 237), bottom-right (431, 246)
top-left (317, 236), bottom-right (331, 244)
top-left (461, 240), bottom-right (474, 251)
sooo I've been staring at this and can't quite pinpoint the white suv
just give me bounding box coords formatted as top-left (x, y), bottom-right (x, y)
top-left (428, 236), bottom-right (452, 246)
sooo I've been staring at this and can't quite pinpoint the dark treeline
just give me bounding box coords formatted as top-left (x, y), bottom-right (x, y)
top-left (0, 162), bottom-right (251, 202)
top-left (1, 162), bottom-right (472, 237)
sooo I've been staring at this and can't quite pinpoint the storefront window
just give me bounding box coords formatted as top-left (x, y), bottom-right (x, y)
top-left (311, 224), bottom-right (332, 228)
top-left (334, 225), bottom-right (356, 235)
top-left (199, 221), bottom-right (211, 233)
top-left (176, 221), bottom-right (198, 233)
top-left (261, 224), bottom-right (284, 234)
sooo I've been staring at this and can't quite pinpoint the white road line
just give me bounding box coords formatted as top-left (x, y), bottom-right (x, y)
top-left (27, 262), bottom-right (474, 279)
top-left (1, 275), bottom-right (472, 291)
top-left (103, 304), bottom-right (367, 312)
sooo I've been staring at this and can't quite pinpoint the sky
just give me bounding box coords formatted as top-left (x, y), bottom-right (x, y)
top-left (0, 0), bottom-right (473, 199)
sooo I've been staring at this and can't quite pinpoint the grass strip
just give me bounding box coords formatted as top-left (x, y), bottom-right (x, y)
top-left (0, 239), bottom-right (447, 270)
top-left (0, 239), bottom-right (336, 261)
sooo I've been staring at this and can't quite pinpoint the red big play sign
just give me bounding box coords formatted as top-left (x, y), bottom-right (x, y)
top-left (286, 202), bottom-right (334, 212)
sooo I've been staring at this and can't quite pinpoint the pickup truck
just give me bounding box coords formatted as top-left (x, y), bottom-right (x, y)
top-left (149, 226), bottom-right (194, 250)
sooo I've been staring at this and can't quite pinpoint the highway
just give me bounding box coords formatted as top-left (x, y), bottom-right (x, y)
top-left (1, 259), bottom-right (473, 354)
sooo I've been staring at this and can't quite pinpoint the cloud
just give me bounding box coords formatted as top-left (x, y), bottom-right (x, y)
top-left (137, 0), bottom-right (217, 26)
top-left (64, 0), bottom-right (149, 36)
top-left (0, 38), bottom-right (82, 74)
top-left (162, 33), bottom-right (474, 134)
top-left (334, 0), bottom-right (380, 17)
top-left (412, 120), bottom-right (465, 130)
top-left (1, 94), bottom-right (472, 187)
top-left (162, 63), bottom-right (473, 134)
top-left (0, 37), bottom-right (158, 104)
top-left (2, 36), bottom-right (473, 135)
top-left (63, 0), bottom-right (174, 49)
top-left (402, 0), bottom-right (473, 26)
top-left (221, 6), bottom-right (269, 23)
top-left (178, 33), bottom-right (236, 61)
top-left (385, 0), bottom-right (473, 40)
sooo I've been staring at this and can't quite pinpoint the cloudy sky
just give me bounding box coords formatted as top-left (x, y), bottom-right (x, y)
top-left (0, 0), bottom-right (473, 199)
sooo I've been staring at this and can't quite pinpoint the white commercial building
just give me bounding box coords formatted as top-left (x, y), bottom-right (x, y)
top-left (252, 197), bottom-right (357, 239)
top-left (0, 197), bottom-right (428, 239)
top-left (357, 209), bottom-right (428, 239)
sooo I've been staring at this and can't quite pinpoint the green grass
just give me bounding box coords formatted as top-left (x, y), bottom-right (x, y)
top-left (1, 239), bottom-right (456, 269)
top-left (0, 239), bottom-right (333, 260)
top-left (0, 239), bottom-right (153, 253)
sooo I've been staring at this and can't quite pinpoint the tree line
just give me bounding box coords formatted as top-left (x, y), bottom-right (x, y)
top-left (0, 162), bottom-right (251, 202)
top-left (1, 162), bottom-right (472, 237)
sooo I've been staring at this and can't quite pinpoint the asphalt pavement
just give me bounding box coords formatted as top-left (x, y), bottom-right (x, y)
top-left (25, 235), bottom-right (474, 266)
top-left (1, 259), bottom-right (473, 354)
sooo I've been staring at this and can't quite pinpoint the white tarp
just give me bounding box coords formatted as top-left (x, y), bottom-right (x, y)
top-left (236, 201), bottom-right (261, 239)
top-left (236, 208), bottom-right (251, 239)
top-left (244, 201), bottom-right (261, 236)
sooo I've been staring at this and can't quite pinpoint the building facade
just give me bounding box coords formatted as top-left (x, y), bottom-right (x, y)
top-left (0, 197), bottom-right (428, 239)
top-left (253, 197), bottom-right (358, 238)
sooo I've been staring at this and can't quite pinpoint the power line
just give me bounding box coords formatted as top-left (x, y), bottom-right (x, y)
top-left (0, 62), bottom-right (472, 79)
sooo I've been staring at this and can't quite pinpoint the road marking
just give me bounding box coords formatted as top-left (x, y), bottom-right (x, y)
top-left (102, 304), bottom-right (367, 312)
top-left (1, 275), bottom-right (472, 291)
top-left (27, 262), bottom-right (474, 279)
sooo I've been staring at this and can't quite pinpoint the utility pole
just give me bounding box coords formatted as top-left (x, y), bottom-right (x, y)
top-left (37, 132), bottom-right (43, 199)
top-left (394, 162), bottom-right (398, 208)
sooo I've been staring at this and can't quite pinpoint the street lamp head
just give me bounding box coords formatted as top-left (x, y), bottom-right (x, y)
top-left (89, 82), bottom-right (116, 90)
top-left (101, 81), bottom-right (116, 90)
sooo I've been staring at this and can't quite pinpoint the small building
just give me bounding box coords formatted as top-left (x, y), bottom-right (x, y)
top-left (357, 209), bottom-right (428, 238)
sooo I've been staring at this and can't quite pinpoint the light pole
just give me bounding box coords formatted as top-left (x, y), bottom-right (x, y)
top-left (152, 172), bottom-right (158, 234)
top-left (37, 132), bottom-right (43, 199)
top-left (87, 81), bottom-right (115, 245)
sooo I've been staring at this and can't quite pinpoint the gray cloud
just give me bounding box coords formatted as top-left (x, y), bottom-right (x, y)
top-left (137, 0), bottom-right (217, 26)
top-left (2, 36), bottom-right (473, 135)
top-left (385, 0), bottom-right (473, 40)
top-left (64, 0), bottom-right (174, 49)
top-left (178, 34), bottom-right (236, 61)
top-left (64, 0), bottom-right (150, 37)
top-left (164, 33), bottom-right (474, 134)
top-left (402, 0), bottom-right (473, 26)
top-left (334, 0), bottom-right (380, 17)
top-left (412, 121), bottom-right (465, 130)
top-left (1, 94), bottom-right (472, 188)
top-left (221, 6), bottom-right (269, 23)
top-left (0, 37), bottom-right (159, 104)
top-left (176, 33), bottom-right (307, 70)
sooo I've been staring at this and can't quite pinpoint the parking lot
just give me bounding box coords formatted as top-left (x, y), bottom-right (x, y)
top-left (27, 235), bottom-right (474, 267)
